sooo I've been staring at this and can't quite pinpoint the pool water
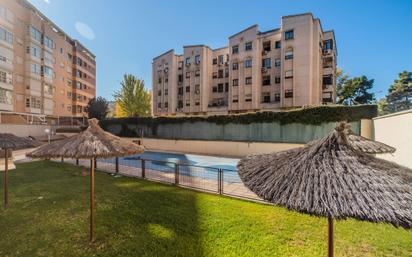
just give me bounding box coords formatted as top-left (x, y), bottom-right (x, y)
top-left (106, 151), bottom-right (242, 182)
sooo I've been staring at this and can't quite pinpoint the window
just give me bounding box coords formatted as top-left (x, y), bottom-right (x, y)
top-left (285, 89), bottom-right (293, 98)
top-left (245, 41), bottom-right (252, 51)
top-left (262, 41), bottom-right (271, 52)
top-left (324, 39), bottom-right (333, 50)
top-left (245, 59), bottom-right (252, 68)
top-left (60, 48), bottom-right (64, 54)
top-left (26, 96), bottom-right (41, 109)
top-left (218, 55), bottom-right (224, 64)
top-left (195, 55), bottom-right (201, 64)
top-left (285, 70), bottom-right (293, 79)
top-left (217, 83), bottom-right (224, 93)
top-left (275, 41), bottom-right (281, 49)
top-left (245, 94), bottom-right (252, 102)
top-left (212, 86), bottom-right (217, 93)
top-left (245, 77), bottom-right (252, 85)
top-left (29, 26), bottom-right (41, 42)
top-left (185, 57), bottom-right (190, 65)
top-left (262, 58), bottom-right (271, 68)
top-left (212, 58), bottom-right (217, 65)
top-left (275, 76), bottom-right (281, 84)
top-left (195, 69), bottom-right (200, 77)
top-left (212, 72), bottom-right (217, 79)
top-left (178, 87), bottom-right (183, 95)
top-left (195, 84), bottom-right (200, 94)
top-left (195, 100), bottom-right (200, 106)
top-left (186, 100), bottom-right (190, 106)
top-left (31, 63), bottom-right (41, 74)
top-left (27, 46), bottom-right (40, 58)
top-left (165, 89), bottom-right (168, 95)
top-left (232, 79), bottom-right (239, 86)
top-left (185, 72), bottom-right (190, 78)
top-left (164, 102), bottom-right (169, 108)
top-left (225, 82), bottom-right (229, 92)
top-left (157, 102), bottom-right (161, 108)
top-left (0, 26), bottom-right (13, 44)
top-left (232, 95), bottom-right (239, 103)
top-left (225, 68), bottom-right (229, 78)
top-left (0, 6), bottom-right (14, 23)
top-left (323, 92), bottom-right (333, 103)
top-left (323, 75), bottom-right (333, 86)
top-left (275, 59), bottom-right (281, 67)
top-left (186, 86), bottom-right (190, 93)
top-left (262, 93), bottom-right (270, 103)
top-left (0, 69), bottom-right (12, 84)
top-left (285, 30), bottom-right (294, 40)
top-left (165, 77), bottom-right (168, 83)
top-left (0, 88), bottom-right (12, 105)
top-left (232, 62), bottom-right (239, 70)
top-left (178, 74), bottom-right (183, 83)
top-left (43, 35), bottom-right (55, 49)
top-left (232, 45), bottom-right (239, 54)
top-left (274, 93), bottom-right (280, 102)
top-left (218, 69), bottom-right (224, 78)
top-left (285, 50), bottom-right (293, 60)
top-left (43, 66), bottom-right (54, 79)
top-left (262, 75), bottom-right (271, 86)
top-left (157, 90), bottom-right (161, 96)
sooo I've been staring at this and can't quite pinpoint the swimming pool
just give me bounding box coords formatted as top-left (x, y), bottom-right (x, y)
top-left (105, 151), bottom-right (242, 182)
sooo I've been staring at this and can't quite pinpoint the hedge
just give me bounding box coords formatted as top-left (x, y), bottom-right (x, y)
top-left (100, 105), bottom-right (377, 129)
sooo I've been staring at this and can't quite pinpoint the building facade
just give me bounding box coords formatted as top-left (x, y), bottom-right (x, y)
top-left (0, 0), bottom-right (96, 124)
top-left (152, 13), bottom-right (336, 116)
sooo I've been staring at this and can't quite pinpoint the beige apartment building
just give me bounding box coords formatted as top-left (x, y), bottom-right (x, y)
top-left (0, 0), bottom-right (96, 124)
top-left (152, 13), bottom-right (336, 116)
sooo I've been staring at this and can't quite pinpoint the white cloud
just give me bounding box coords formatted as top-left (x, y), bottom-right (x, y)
top-left (75, 22), bottom-right (95, 40)
top-left (43, 0), bottom-right (50, 3)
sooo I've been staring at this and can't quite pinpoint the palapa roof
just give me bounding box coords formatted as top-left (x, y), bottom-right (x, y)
top-left (0, 133), bottom-right (41, 150)
top-left (27, 119), bottom-right (144, 159)
top-left (238, 122), bottom-right (412, 229)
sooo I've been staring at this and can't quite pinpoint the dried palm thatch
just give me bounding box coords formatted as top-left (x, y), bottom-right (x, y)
top-left (238, 122), bottom-right (412, 256)
top-left (27, 118), bottom-right (144, 243)
top-left (1, 133), bottom-right (41, 208)
top-left (27, 118), bottom-right (144, 159)
top-left (0, 133), bottom-right (41, 150)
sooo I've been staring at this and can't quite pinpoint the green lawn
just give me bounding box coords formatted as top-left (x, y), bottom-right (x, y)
top-left (0, 161), bottom-right (411, 257)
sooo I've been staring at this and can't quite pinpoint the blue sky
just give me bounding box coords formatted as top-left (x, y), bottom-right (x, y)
top-left (29, 0), bottom-right (412, 100)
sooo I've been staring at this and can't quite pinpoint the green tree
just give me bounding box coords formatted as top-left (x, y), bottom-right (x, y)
top-left (113, 74), bottom-right (151, 117)
top-left (336, 75), bottom-right (375, 105)
top-left (385, 71), bottom-right (412, 113)
top-left (86, 96), bottom-right (109, 120)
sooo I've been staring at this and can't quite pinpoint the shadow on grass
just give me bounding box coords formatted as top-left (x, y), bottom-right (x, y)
top-left (0, 161), bottom-right (204, 257)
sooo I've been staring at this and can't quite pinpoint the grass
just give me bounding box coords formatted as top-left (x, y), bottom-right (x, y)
top-left (0, 161), bottom-right (411, 257)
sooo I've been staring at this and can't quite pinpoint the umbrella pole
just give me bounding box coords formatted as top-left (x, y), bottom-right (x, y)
top-left (4, 148), bottom-right (8, 208)
top-left (328, 217), bottom-right (334, 257)
top-left (90, 157), bottom-right (95, 243)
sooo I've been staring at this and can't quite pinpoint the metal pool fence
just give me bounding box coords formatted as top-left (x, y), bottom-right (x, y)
top-left (58, 157), bottom-right (261, 202)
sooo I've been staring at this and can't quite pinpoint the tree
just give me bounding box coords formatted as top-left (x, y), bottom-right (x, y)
top-left (86, 97), bottom-right (109, 120)
top-left (336, 75), bottom-right (375, 105)
top-left (114, 101), bottom-right (127, 118)
top-left (113, 74), bottom-right (151, 117)
top-left (385, 71), bottom-right (412, 113)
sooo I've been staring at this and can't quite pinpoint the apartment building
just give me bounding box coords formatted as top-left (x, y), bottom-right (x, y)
top-left (152, 13), bottom-right (336, 116)
top-left (0, 0), bottom-right (96, 124)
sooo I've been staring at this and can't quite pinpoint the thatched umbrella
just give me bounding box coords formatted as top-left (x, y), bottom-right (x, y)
top-left (0, 133), bottom-right (40, 208)
top-left (28, 118), bottom-right (144, 242)
top-left (237, 122), bottom-right (412, 257)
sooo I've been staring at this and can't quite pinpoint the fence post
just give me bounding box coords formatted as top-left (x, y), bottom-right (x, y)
top-left (76, 158), bottom-right (79, 165)
top-left (141, 159), bottom-right (145, 178)
top-left (218, 169), bottom-right (223, 195)
top-left (61, 157), bottom-right (64, 163)
top-left (115, 157), bottom-right (119, 173)
top-left (175, 163), bottom-right (179, 185)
